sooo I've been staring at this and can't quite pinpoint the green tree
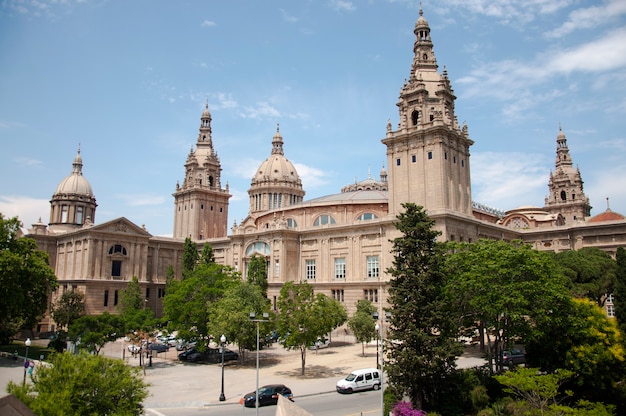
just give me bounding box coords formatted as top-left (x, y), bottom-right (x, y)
top-left (7, 352), bottom-right (148, 415)
top-left (277, 281), bottom-right (346, 375)
top-left (118, 276), bottom-right (155, 333)
top-left (165, 264), bottom-right (176, 287)
top-left (385, 203), bottom-right (462, 411)
top-left (348, 299), bottom-right (377, 357)
top-left (552, 247), bottom-right (616, 306)
top-left (50, 290), bottom-right (85, 330)
top-left (181, 237), bottom-right (199, 279)
top-left (209, 281), bottom-right (271, 361)
top-left (200, 242), bottom-right (215, 265)
top-left (0, 213), bottom-right (58, 343)
top-left (614, 247), bottom-right (626, 338)
top-left (68, 312), bottom-right (123, 354)
top-left (444, 239), bottom-right (569, 373)
top-left (163, 262), bottom-right (240, 350)
top-left (247, 254), bottom-right (268, 297)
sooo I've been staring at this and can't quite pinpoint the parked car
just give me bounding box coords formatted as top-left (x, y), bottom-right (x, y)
top-left (204, 347), bottom-right (239, 363)
top-left (336, 368), bottom-right (381, 393)
top-left (309, 338), bottom-right (331, 350)
top-left (148, 342), bottom-right (170, 353)
top-left (128, 344), bottom-right (141, 354)
top-left (502, 349), bottom-right (525, 367)
top-left (178, 348), bottom-right (199, 361)
top-left (176, 340), bottom-right (197, 351)
top-left (240, 384), bottom-right (293, 407)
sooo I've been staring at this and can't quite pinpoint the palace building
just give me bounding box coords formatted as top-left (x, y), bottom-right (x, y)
top-left (26, 9), bottom-right (626, 333)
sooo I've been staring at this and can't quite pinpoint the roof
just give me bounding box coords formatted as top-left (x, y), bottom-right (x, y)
top-left (305, 190), bottom-right (388, 205)
top-left (588, 209), bottom-right (626, 223)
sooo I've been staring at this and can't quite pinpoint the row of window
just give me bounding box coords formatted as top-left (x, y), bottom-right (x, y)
top-left (103, 287), bottom-right (165, 307)
top-left (305, 256), bottom-right (379, 280)
top-left (396, 152), bottom-right (465, 167)
top-left (332, 289), bottom-right (378, 303)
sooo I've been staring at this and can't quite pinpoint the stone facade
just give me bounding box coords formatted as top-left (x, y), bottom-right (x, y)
top-left (27, 8), bottom-right (626, 333)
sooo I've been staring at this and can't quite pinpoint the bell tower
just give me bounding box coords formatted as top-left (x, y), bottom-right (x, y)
top-left (173, 103), bottom-right (231, 240)
top-left (543, 128), bottom-right (591, 223)
top-left (382, 7), bottom-right (473, 217)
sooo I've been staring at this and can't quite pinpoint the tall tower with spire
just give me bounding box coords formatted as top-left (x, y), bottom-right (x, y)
top-left (543, 128), bottom-right (591, 223)
top-left (382, 7), bottom-right (473, 217)
top-left (248, 125), bottom-right (304, 214)
top-left (173, 104), bottom-right (231, 240)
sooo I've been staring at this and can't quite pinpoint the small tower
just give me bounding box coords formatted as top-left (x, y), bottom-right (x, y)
top-left (248, 125), bottom-right (305, 214)
top-left (382, 6), bottom-right (473, 217)
top-left (48, 147), bottom-right (97, 234)
top-left (543, 128), bottom-right (591, 222)
top-left (173, 103), bottom-right (231, 240)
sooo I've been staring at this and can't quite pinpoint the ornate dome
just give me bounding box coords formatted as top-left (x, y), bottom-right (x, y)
top-left (251, 127), bottom-right (301, 186)
top-left (54, 148), bottom-right (94, 197)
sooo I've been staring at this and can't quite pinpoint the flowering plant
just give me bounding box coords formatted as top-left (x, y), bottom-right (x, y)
top-left (391, 401), bottom-right (427, 416)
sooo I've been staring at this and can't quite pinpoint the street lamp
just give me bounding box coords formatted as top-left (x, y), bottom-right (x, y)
top-left (219, 334), bottom-right (226, 401)
top-left (373, 311), bottom-right (391, 416)
top-left (375, 322), bottom-right (380, 369)
top-left (249, 312), bottom-right (269, 415)
top-left (22, 338), bottom-right (31, 386)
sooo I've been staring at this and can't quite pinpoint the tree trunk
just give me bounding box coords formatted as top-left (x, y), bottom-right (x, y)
top-left (300, 345), bottom-right (306, 375)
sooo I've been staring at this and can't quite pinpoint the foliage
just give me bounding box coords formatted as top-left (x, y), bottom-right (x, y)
top-left (348, 299), bottom-right (377, 356)
top-left (444, 238), bottom-right (569, 373)
top-left (209, 281), bottom-right (271, 361)
top-left (7, 351), bottom-right (148, 415)
top-left (277, 281), bottom-right (347, 375)
top-left (0, 213), bottom-right (58, 343)
top-left (68, 312), bottom-right (123, 354)
top-left (392, 401), bottom-right (428, 416)
top-left (200, 242), bottom-right (215, 265)
top-left (385, 203), bottom-right (463, 411)
top-left (50, 290), bottom-right (85, 330)
top-left (118, 276), bottom-right (155, 333)
top-left (247, 254), bottom-right (268, 297)
top-left (181, 237), bottom-right (199, 279)
top-left (552, 248), bottom-right (616, 306)
top-left (615, 247), bottom-right (626, 338)
top-left (165, 264), bottom-right (176, 288)
top-left (163, 262), bottom-right (240, 350)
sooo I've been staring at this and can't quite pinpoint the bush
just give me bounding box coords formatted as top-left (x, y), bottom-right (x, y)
top-left (392, 401), bottom-right (428, 416)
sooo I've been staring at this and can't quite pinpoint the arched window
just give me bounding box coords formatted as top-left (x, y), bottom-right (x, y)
top-left (357, 213), bottom-right (378, 221)
top-left (286, 218), bottom-right (297, 228)
top-left (411, 110), bottom-right (419, 126)
top-left (245, 241), bottom-right (271, 256)
top-left (313, 215), bottom-right (336, 227)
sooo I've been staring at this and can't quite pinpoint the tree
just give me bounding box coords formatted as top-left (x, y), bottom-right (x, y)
top-left (247, 254), bottom-right (268, 297)
top-left (277, 281), bottom-right (347, 375)
top-left (181, 237), bottom-right (199, 279)
top-left (0, 213), bottom-right (58, 343)
top-left (444, 239), bottom-right (570, 373)
top-left (7, 352), bottom-right (148, 415)
top-left (348, 299), bottom-right (377, 356)
top-left (163, 262), bottom-right (240, 350)
top-left (200, 242), bottom-right (215, 265)
top-left (68, 312), bottom-right (123, 355)
top-left (209, 281), bottom-right (271, 361)
top-left (614, 247), bottom-right (626, 338)
top-left (385, 203), bottom-right (463, 411)
top-left (552, 247), bottom-right (616, 306)
top-left (50, 290), bottom-right (85, 330)
top-left (118, 276), bottom-right (155, 333)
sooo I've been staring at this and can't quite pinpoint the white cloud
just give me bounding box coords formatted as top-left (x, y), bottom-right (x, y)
top-left (0, 195), bottom-right (49, 231)
top-left (437, 0), bottom-right (574, 24)
top-left (13, 157), bottom-right (44, 167)
top-left (201, 19), bottom-right (216, 27)
top-left (115, 193), bottom-right (167, 207)
top-left (240, 102), bottom-right (281, 119)
top-left (330, 0), bottom-right (356, 12)
top-left (545, 0), bottom-right (626, 38)
top-left (279, 8), bottom-right (298, 23)
top-left (294, 162), bottom-right (333, 189)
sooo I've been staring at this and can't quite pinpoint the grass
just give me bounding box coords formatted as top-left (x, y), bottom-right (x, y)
top-left (0, 340), bottom-right (55, 361)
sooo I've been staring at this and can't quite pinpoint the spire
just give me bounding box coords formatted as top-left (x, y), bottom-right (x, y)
top-left (72, 145), bottom-right (83, 176)
top-left (555, 126), bottom-right (572, 169)
top-left (271, 123), bottom-right (284, 155)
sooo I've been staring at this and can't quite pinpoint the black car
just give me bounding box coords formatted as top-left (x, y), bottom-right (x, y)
top-left (240, 384), bottom-right (293, 408)
top-left (148, 342), bottom-right (170, 353)
top-left (204, 347), bottom-right (239, 363)
top-left (502, 349), bottom-right (525, 367)
top-left (178, 347), bottom-right (199, 361)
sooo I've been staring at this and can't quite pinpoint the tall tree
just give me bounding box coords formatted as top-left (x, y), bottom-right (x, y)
top-left (247, 254), bottom-right (268, 297)
top-left (614, 246), bottom-right (626, 337)
top-left (277, 281), bottom-right (346, 375)
top-left (200, 242), bottom-right (215, 265)
top-left (7, 352), bottom-right (148, 415)
top-left (385, 203), bottom-right (462, 411)
top-left (348, 299), bottom-right (377, 357)
top-left (118, 276), bottom-right (155, 333)
top-left (552, 247), bottom-right (616, 306)
top-left (181, 237), bottom-right (199, 279)
top-left (0, 213), bottom-right (58, 343)
top-left (68, 312), bottom-right (124, 355)
top-left (50, 290), bottom-right (85, 330)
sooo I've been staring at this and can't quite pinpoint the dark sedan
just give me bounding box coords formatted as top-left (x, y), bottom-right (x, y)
top-left (204, 347), bottom-right (239, 363)
top-left (240, 384), bottom-right (293, 408)
top-left (148, 342), bottom-right (170, 353)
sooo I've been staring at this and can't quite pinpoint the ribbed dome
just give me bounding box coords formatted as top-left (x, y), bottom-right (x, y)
top-left (54, 148), bottom-right (94, 196)
top-left (251, 126), bottom-right (301, 186)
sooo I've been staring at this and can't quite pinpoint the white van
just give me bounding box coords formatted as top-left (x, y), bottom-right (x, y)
top-left (336, 368), bottom-right (381, 393)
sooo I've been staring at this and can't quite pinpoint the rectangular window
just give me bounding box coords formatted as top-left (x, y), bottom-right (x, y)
top-left (367, 256), bottom-right (379, 278)
top-left (146, 288), bottom-right (150, 299)
top-left (104, 290), bottom-right (109, 307)
top-left (114, 290), bottom-right (118, 306)
top-left (412, 155), bottom-right (416, 163)
top-left (274, 259), bottom-right (280, 277)
top-left (334, 258), bottom-right (346, 279)
top-left (306, 259), bottom-right (316, 280)
top-left (428, 151), bottom-right (433, 160)
top-left (396, 158), bottom-right (401, 166)
top-left (61, 205), bottom-right (68, 223)
top-left (75, 206), bottom-right (84, 224)
top-left (364, 289), bottom-right (378, 302)
top-left (111, 260), bottom-right (121, 277)
top-left (332, 289), bottom-right (344, 302)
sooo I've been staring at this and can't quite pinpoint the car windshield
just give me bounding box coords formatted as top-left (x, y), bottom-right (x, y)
top-left (345, 374), bottom-right (357, 381)
top-left (257, 387), bottom-right (271, 395)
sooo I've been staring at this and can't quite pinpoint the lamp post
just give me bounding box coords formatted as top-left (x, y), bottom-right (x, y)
top-left (22, 338), bottom-right (31, 386)
top-left (219, 334), bottom-right (226, 401)
top-left (375, 322), bottom-right (380, 369)
top-left (249, 312), bottom-right (269, 416)
top-left (373, 311), bottom-right (390, 415)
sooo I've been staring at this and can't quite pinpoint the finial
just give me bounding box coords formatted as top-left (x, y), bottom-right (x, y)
top-left (367, 165), bottom-right (371, 179)
top-left (559, 121), bottom-right (562, 131)
top-left (276, 123), bottom-right (280, 133)
top-left (77, 143), bottom-right (81, 154)
top-left (205, 97), bottom-right (209, 108)
top-left (419, 1), bottom-right (423, 16)
top-left (606, 197), bottom-right (611, 211)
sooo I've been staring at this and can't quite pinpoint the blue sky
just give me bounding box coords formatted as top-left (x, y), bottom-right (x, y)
top-left (1, 0), bottom-right (625, 237)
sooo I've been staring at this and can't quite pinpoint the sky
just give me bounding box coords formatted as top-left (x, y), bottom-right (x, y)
top-left (1, 0), bottom-right (626, 237)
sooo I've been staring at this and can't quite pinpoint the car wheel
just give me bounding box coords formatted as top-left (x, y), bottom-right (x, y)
top-left (346, 388), bottom-right (353, 394)
top-left (373, 383), bottom-right (380, 391)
